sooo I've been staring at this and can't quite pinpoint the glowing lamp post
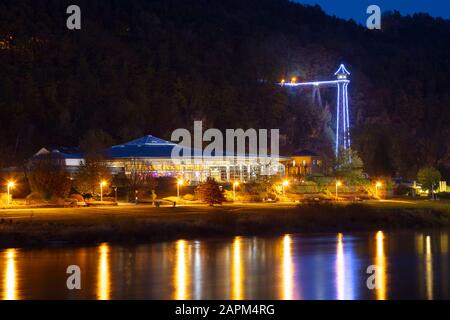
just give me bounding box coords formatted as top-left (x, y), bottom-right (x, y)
top-left (7, 181), bottom-right (15, 206)
top-left (233, 181), bottom-right (239, 202)
top-left (335, 181), bottom-right (342, 201)
top-left (177, 179), bottom-right (184, 198)
top-left (282, 180), bottom-right (289, 198)
top-left (375, 181), bottom-right (382, 198)
top-left (100, 180), bottom-right (107, 202)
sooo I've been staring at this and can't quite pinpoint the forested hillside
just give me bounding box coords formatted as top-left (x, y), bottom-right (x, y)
top-left (0, 0), bottom-right (449, 179)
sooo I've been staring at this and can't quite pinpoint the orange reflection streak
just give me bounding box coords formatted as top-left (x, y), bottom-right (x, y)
top-left (3, 249), bottom-right (18, 300)
top-left (336, 233), bottom-right (345, 300)
top-left (282, 235), bottom-right (293, 300)
top-left (97, 243), bottom-right (111, 300)
top-left (174, 240), bottom-right (189, 300)
top-left (232, 237), bottom-right (243, 300)
top-left (375, 231), bottom-right (386, 300)
top-left (425, 236), bottom-right (433, 300)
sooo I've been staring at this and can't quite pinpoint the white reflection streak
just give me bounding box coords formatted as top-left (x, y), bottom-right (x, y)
top-left (375, 231), bottom-right (386, 300)
top-left (283, 235), bottom-right (293, 300)
top-left (425, 236), bottom-right (433, 300)
top-left (336, 233), bottom-right (345, 300)
top-left (194, 241), bottom-right (201, 300)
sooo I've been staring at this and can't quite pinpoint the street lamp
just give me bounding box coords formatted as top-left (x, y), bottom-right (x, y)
top-left (282, 180), bottom-right (289, 198)
top-left (375, 181), bottom-right (382, 198)
top-left (100, 180), bottom-right (107, 202)
top-left (335, 180), bottom-right (342, 201)
top-left (7, 181), bottom-right (15, 206)
top-left (177, 179), bottom-right (184, 198)
top-left (233, 181), bottom-right (239, 202)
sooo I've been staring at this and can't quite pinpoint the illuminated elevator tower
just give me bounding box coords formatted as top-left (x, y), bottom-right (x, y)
top-left (334, 64), bottom-right (351, 157)
top-left (279, 64), bottom-right (352, 158)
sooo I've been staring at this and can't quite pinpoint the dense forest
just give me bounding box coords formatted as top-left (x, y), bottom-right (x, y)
top-left (0, 0), bottom-right (449, 179)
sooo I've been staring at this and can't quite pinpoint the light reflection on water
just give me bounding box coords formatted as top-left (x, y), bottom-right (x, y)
top-left (0, 230), bottom-right (449, 300)
top-left (2, 249), bottom-right (18, 300)
top-left (375, 231), bottom-right (386, 300)
top-left (97, 243), bottom-right (110, 300)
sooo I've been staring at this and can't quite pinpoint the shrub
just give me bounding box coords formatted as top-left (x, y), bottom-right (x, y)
top-left (195, 178), bottom-right (226, 206)
top-left (183, 193), bottom-right (195, 201)
top-left (69, 194), bottom-right (85, 202)
top-left (26, 192), bottom-right (46, 205)
top-left (49, 195), bottom-right (66, 206)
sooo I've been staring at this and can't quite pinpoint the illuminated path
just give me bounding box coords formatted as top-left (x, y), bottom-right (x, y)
top-left (280, 64), bottom-right (351, 157)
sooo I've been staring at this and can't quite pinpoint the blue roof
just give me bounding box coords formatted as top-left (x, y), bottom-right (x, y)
top-left (105, 135), bottom-right (280, 159)
top-left (39, 135), bottom-right (287, 160)
top-left (107, 135), bottom-right (177, 158)
top-left (123, 135), bottom-right (175, 146)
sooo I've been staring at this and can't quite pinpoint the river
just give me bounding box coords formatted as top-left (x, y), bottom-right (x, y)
top-left (1, 230), bottom-right (449, 299)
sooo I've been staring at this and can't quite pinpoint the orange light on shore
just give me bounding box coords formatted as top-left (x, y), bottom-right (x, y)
top-left (177, 179), bottom-right (184, 198)
top-left (282, 180), bottom-right (289, 197)
top-left (233, 181), bottom-right (240, 202)
top-left (335, 180), bottom-right (342, 200)
top-left (7, 181), bottom-right (15, 206)
top-left (291, 77), bottom-right (297, 83)
top-left (100, 180), bottom-right (107, 202)
top-left (375, 181), bottom-right (382, 198)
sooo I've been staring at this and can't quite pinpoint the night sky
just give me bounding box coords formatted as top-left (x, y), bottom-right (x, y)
top-left (294, 0), bottom-right (450, 24)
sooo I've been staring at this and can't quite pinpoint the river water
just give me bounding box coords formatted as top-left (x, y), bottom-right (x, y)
top-left (1, 230), bottom-right (449, 300)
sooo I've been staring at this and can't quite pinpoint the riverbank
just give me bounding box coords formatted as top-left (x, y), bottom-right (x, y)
top-left (1, 200), bottom-right (449, 248)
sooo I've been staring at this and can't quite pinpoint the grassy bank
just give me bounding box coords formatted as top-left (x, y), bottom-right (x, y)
top-left (0, 200), bottom-right (450, 248)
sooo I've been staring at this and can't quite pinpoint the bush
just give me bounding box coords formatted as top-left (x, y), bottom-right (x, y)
top-left (49, 195), bottom-right (66, 205)
top-left (182, 193), bottom-right (195, 201)
top-left (26, 192), bottom-right (46, 205)
top-left (195, 178), bottom-right (226, 206)
top-left (69, 194), bottom-right (84, 202)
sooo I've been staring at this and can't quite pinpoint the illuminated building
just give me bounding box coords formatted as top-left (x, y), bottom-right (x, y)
top-left (33, 135), bottom-right (285, 185)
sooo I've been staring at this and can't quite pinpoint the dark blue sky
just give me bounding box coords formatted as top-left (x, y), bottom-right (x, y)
top-left (294, 0), bottom-right (450, 24)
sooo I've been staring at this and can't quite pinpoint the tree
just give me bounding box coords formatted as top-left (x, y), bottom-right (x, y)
top-left (124, 159), bottom-right (158, 199)
top-left (195, 178), bottom-right (226, 206)
top-left (417, 166), bottom-right (441, 197)
top-left (334, 149), bottom-right (366, 185)
top-left (74, 159), bottom-right (112, 197)
top-left (27, 152), bottom-right (71, 199)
